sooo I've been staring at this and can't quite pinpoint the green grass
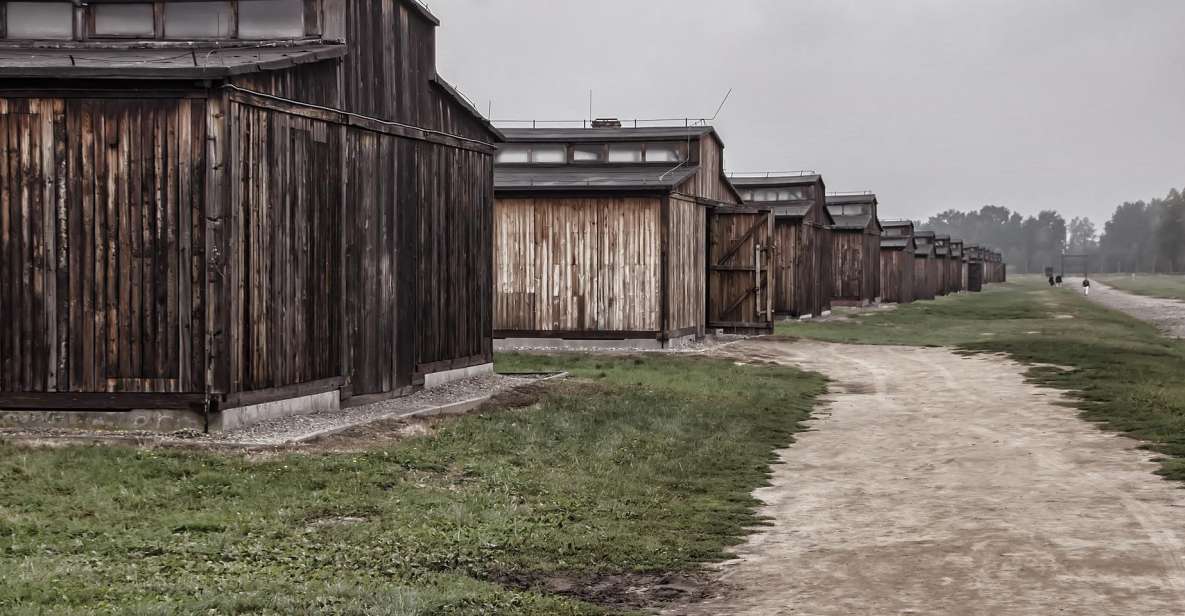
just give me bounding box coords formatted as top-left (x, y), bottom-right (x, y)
top-left (779, 276), bottom-right (1185, 481)
top-left (1098, 274), bottom-right (1185, 301)
top-left (0, 355), bottom-right (825, 615)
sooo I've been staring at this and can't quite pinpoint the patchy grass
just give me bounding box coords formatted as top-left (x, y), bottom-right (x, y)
top-left (0, 355), bottom-right (825, 615)
top-left (779, 276), bottom-right (1185, 482)
top-left (1098, 274), bottom-right (1185, 301)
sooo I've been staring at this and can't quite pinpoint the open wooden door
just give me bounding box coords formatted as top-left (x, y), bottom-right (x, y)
top-left (707, 207), bottom-right (775, 334)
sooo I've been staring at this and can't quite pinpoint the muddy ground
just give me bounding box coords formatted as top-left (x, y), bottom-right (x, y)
top-left (1077, 278), bottom-right (1185, 338)
top-left (668, 340), bottom-right (1185, 615)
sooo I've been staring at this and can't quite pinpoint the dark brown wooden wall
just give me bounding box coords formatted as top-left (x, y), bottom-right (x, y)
top-left (0, 97), bottom-right (207, 394)
top-left (773, 220), bottom-right (830, 317)
top-left (227, 103), bottom-right (342, 394)
top-left (831, 230), bottom-right (881, 304)
top-left (708, 209), bottom-right (774, 329)
top-left (227, 97), bottom-right (494, 397)
top-left (912, 256), bottom-right (936, 301)
top-left (880, 249), bottom-right (915, 304)
top-left (411, 138), bottom-right (494, 376)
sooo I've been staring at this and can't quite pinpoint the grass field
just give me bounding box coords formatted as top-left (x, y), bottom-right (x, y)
top-left (0, 355), bottom-right (825, 615)
top-left (779, 277), bottom-right (1185, 481)
top-left (1097, 274), bottom-right (1185, 301)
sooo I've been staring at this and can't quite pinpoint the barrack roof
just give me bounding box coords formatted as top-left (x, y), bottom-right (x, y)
top-left (0, 43), bottom-right (346, 79)
top-left (495, 164), bottom-right (700, 193)
top-left (500, 125), bottom-right (719, 144)
top-left (728, 174), bottom-right (823, 188)
top-left (881, 237), bottom-right (914, 250)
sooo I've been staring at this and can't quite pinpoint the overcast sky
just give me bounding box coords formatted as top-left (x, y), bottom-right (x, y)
top-left (430, 0), bottom-right (1185, 224)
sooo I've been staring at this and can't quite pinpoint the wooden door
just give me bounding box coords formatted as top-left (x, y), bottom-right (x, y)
top-left (707, 207), bottom-right (775, 334)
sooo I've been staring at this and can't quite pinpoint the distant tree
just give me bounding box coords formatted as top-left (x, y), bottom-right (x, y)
top-left (1067, 217), bottom-right (1098, 254)
top-left (1155, 189), bottom-right (1185, 272)
top-left (1100, 201), bottom-right (1153, 272)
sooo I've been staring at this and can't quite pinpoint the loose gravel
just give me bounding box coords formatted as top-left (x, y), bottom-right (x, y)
top-left (1075, 279), bottom-right (1185, 338)
top-left (0, 374), bottom-right (556, 449)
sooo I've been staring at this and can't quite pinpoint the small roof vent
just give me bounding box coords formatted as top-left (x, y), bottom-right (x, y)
top-left (591, 118), bottom-right (623, 128)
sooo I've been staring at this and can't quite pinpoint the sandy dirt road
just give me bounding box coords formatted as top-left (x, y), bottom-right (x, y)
top-left (1075, 278), bottom-right (1185, 338)
top-left (668, 340), bottom-right (1185, 615)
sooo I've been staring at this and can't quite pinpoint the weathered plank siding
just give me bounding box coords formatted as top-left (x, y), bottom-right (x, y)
top-left (494, 196), bottom-right (662, 336)
top-left (226, 103), bottom-right (342, 395)
top-left (708, 208), bottom-right (774, 331)
top-left (912, 255), bottom-right (936, 301)
top-left (773, 220), bottom-right (831, 317)
top-left (677, 136), bottom-right (738, 204)
top-left (0, 97), bottom-right (207, 394)
top-left (667, 195), bottom-right (706, 336)
top-left (880, 248), bottom-right (915, 304)
top-left (831, 230), bottom-right (880, 305)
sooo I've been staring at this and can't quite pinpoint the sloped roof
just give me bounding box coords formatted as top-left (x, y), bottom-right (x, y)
top-left (772, 204), bottom-right (814, 219)
top-left (495, 164), bottom-right (699, 193)
top-left (0, 44), bottom-right (345, 79)
top-left (729, 174), bottom-right (823, 188)
top-left (881, 237), bottom-right (914, 250)
top-left (501, 125), bottom-right (718, 144)
top-left (827, 193), bottom-right (878, 206)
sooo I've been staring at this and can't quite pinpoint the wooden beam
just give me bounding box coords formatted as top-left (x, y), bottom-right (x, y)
top-left (0, 392), bottom-right (207, 411)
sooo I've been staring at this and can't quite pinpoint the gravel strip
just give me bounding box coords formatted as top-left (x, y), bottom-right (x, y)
top-left (0, 374), bottom-right (556, 448)
top-left (216, 374), bottom-right (543, 446)
top-left (1074, 278), bottom-right (1185, 338)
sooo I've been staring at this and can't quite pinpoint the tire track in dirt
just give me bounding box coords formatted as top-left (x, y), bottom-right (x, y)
top-left (668, 340), bottom-right (1185, 615)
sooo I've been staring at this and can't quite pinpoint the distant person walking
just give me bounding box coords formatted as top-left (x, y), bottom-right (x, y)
top-left (1056, 275), bottom-right (1064, 288)
top-left (1048, 276), bottom-right (1056, 287)
top-left (1083, 278), bottom-right (1091, 296)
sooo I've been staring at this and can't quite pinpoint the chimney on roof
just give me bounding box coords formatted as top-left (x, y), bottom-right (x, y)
top-left (591, 118), bottom-right (623, 128)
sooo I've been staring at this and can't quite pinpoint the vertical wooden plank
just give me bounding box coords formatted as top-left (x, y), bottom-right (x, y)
top-left (0, 111), bottom-right (10, 390)
top-left (53, 100), bottom-right (69, 391)
top-left (18, 111), bottom-right (34, 390)
top-left (206, 92), bottom-right (230, 396)
top-left (176, 100), bottom-right (192, 390)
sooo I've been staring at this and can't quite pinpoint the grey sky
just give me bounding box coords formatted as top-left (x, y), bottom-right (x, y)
top-left (431, 0), bottom-right (1185, 225)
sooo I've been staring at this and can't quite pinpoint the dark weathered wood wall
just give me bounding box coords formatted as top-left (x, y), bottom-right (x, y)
top-left (831, 230), bottom-right (881, 304)
top-left (0, 97), bottom-right (207, 394)
top-left (224, 94), bottom-right (494, 397)
top-left (880, 248), bottom-right (915, 304)
top-left (912, 255), bottom-right (936, 301)
top-left (772, 220), bottom-right (831, 317)
top-left (677, 136), bottom-right (738, 204)
top-left (708, 208), bottom-right (774, 331)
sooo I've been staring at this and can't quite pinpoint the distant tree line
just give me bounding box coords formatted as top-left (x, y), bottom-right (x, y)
top-left (918, 184), bottom-right (1185, 274)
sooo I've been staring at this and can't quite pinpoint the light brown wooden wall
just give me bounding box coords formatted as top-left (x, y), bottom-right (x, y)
top-left (667, 196), bottom-right (706, 335)
top-left (495, 197), bottom-right (662, 335)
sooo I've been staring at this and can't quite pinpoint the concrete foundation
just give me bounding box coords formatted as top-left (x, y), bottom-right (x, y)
top-left (424, 362), bottom-right (495, 388)
top-left (212, 390), bottom-right (340, 433)
top-left (0, 408), bottom-right (205, 433)
top-left (494, 334), bottom-right (698, 352)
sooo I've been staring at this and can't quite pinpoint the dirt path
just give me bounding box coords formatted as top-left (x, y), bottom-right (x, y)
top-left (1074, 278), bottom-right (1185, 338)
top-left (668, 341), bottom-right (1185, 615)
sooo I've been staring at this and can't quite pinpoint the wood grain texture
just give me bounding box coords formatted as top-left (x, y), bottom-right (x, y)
top-left (880, 247), bottom-right (916, 304)
top-left (0, 97), bottom-right (206, 394)
top-left (494, 196), bottom-right (663, 335)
